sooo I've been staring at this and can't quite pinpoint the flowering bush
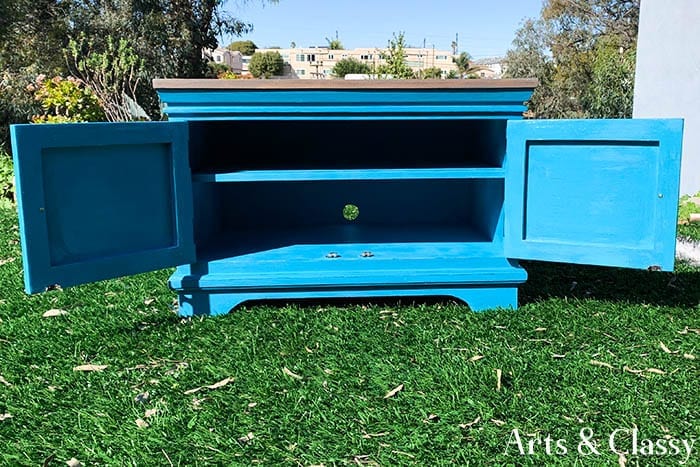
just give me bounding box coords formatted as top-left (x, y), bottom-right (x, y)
top-left (217, 70), bottom-right (239, 80)
top-left (29, 75), bottom-right (105, 123)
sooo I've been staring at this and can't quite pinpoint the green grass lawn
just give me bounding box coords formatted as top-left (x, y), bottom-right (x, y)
top-left (0, 207), bottom-right (698, 466)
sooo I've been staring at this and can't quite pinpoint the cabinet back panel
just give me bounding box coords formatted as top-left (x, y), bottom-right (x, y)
top-left (189, 120), bottom-right (506, 171)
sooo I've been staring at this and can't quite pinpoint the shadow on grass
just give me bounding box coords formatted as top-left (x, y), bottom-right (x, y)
top-left (519, 260), bottom-right (700, 309)
top-left (227, 260), bottom-right (700, 313)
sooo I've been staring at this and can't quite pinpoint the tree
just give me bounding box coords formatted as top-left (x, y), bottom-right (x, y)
top-left (0, 0), bottom-right (69, 148)
top-left (542, 0), bottom-right (638, 117)
top-left (503, 0), bottom-right (640, 118)
top-left (326, 38), bottom-right (344, 50)
top-left (452, 52), bottom-right (482, 79)
top-left (249, 51), bottom-right (284, 78)
top-left (0, 0), bottom-right (69, 75)
top-left (379, 32), bottom-right (414, 79)
top-left (0, 0), bottom-right (280, 122)
top-left (228, 40), bottom-right (258, 55)
top-left (503, 19), bottom-right (560, 118)
top-left (543, 0), bottom-right (639, 51)
top-left (419, 67), bottom-right (443, 79)
top-left (62, 0), bottom-right (268, 79)
top-left (332, 58), bottom-right (371, 78)
top-left (503, 19), bottom-right (552, 79)
top-left (325, 31), bottom-right (343, 50)
top-left (587, 36), bottom-right (636, 118)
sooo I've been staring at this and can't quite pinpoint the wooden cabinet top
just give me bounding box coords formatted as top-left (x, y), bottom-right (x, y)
top-left (152, 78), bottom-right (538, 90)
top-left (153, 78), bottom-right (538, 120)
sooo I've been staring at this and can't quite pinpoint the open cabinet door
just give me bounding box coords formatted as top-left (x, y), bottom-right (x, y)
top-left (11, 122), bottom-right (195, 293)
top-left (504, 119), bottom-right (683, 271)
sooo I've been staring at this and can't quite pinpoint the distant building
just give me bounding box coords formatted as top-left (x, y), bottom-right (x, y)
top-left (205, 48), bottom-right (243, 73)
top-left (253, 46), bottom-right (459, 79)
top-left (473, 58), bottom-right (505, 79)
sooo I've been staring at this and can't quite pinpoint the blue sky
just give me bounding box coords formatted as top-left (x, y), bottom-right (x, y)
top-left (227, 0), bottom-right (543, 59)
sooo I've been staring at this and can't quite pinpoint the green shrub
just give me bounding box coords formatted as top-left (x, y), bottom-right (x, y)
top-left (30, 75), bottom-right (105, 123)
top-left (206, 61), bottom-right (230, 78)
top-left (249, 51), bottom-right (284, 78)
top-left (206, 62), bottom-right (239, 80)
top-left (332, 58), bottom-right (371, 78)
top-left (67, 35), bottom-right (146, 122)
top-left (678, 192), bottom-right (700, 224)
top-left (0, 148), bottom-right (14, 208)
top-left (419, 66), bottom-right (443, 79)
top-left (0, 68), bottom-right (42, 149)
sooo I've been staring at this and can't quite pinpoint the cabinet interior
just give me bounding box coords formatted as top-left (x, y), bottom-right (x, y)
top-left (188, 119), bottom-right (507, 172)
top-left (193, 179), bottom-right (504, 260)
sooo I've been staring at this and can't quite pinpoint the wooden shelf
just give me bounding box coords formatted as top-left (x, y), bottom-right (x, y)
top-left (192, 167), bottom-right (505, 183)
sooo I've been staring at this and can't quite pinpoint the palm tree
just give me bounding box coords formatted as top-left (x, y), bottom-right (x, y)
top-left (452, 52), bottom-right (483, 78)
top-left (325, 37), bottom-right (344, 50)
top-left (325, 32), bottom-right (344, 50)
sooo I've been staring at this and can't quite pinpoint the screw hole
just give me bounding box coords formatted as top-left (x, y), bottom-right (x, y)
top-left (343, 204), bottom-right (359, 221)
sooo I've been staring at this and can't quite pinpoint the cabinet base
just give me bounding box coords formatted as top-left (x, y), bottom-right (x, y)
top-left (175, 285), bottom-right (520, 317)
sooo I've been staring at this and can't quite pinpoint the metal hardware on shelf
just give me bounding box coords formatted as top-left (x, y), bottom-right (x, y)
top-left (325, 252), bottom-right (341, 259)
top-left (360, 251), bottom-right (374, 258)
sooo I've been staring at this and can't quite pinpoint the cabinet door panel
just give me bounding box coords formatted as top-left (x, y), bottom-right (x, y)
top-left (505, 119), bottom-right (682, 270)
top-left (11, 122), bottom-right (195, 293)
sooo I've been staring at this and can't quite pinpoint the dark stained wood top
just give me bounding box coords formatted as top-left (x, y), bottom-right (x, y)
top-left (152, 78), bottom-right (538, 90)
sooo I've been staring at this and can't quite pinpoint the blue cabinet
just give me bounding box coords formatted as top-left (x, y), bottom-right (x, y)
top-left (10, 80), bottom-right (683, 315)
